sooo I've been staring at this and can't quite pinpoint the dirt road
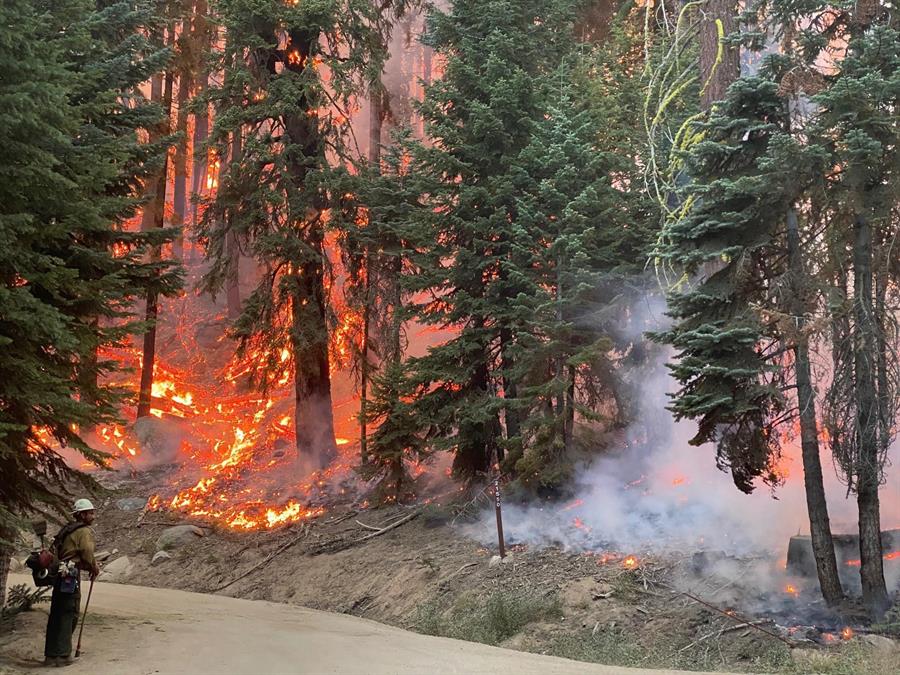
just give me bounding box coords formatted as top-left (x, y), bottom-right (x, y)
top-left (3, 575), bottom-right (723, 675)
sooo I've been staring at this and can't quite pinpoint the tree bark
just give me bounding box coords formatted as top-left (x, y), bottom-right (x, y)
top-left (852, 212), bottom-right (890, 616)
top-left (360, 88), bottom-right (385, 465)
top-left (0, 525), bottom-right (12, 609)
top-left (190, 0), bottom-right (210, 235)
top-left (224, 129), bottom-right (242, 320)
top-left (698, 0), bottom-right (740, 110)
top-left (565, 364), bottom-right (576, 454)
top-left (137, 64), bottom-right (174, 419)
top-left (499, 326), bottom-right (521, 445)
top-left (283, 26), bottom-right (336, 467)
top-left (786, 208), bottom-right (844, 606)
top-left (172, 71), bottom-right (191, 261)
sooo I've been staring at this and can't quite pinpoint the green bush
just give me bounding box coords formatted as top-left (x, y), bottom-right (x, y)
top-left (412, 590), bottom-right (562, 645)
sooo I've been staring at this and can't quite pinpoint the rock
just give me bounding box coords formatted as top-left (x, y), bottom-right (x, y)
top-left (9, 558), bottom-right (23, 573)
top-left (488, 553), bottom-right (513, 568)
top-left (151, 551), bottom-right (173, 566)
top-left (99, 556), bottom-right (134, 583)
top-left (95, 550), bottom-right (112, 562)
top-left (116, 497), bottom-right (148, 512)
top-left (861, 634), bottom-right (897, 653)
top-left (156, 525), bottom-right (205, 551)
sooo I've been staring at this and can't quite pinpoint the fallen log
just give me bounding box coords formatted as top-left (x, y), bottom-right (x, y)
top-left (211, 524), bottom-right (309, 592)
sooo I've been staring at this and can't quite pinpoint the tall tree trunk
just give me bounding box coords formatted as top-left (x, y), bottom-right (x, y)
top-left (786, 208), bottom-right (845, 606)
top-left (852, 213), bottom-right (889, 617)
top-left (452, 317), bottom-right (500, 478)
top-left (137, 65), bottom-right (174, 419)
top-left (283, 26), bottom-right (336, 467)
top-left (698, 0), bottom-right (740, 110)
top-left (564, 364), bottom-right (576, 454)
top-left (77, 317), bottom-right (100, 434)
top-left (499, 325), bottom-right (521, 453)
top-left (190, 0), bottom-right (210, 236)
top-left (360, 88), bottom-right (385, 465)
top-left (224, 129), bottom-right (242, 320)
top-left (172, 72), bottom-right (191, 261)
top-left (0, 525), bottom-right (13, 609)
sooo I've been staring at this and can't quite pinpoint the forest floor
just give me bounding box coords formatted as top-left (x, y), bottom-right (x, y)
top-left (5, 468), bottom-right (899, 674)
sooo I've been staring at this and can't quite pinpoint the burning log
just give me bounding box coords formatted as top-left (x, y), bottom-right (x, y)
top-left (786, 529), bottom-right (900, 578)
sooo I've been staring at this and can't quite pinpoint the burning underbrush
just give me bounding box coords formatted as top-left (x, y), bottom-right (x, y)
top-left (85, 280), bottom-right (364, 531)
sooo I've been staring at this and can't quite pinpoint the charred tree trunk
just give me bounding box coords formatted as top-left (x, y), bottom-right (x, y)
top-left (786, 208), bottom-right (845, 606)
top-left (698, 0), bottom-right (740, 110)
top-left (852, 212), bottom-right (890, 616)
top-left (137, 66), bottom-right (174, 419)
top-left (77, 317), bottom-right (100, 434)
top-left (283, 27), bottom-right (336, 467)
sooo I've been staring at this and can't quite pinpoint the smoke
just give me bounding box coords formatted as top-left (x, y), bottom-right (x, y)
top-left (465, 294), bottom-right (900, 589)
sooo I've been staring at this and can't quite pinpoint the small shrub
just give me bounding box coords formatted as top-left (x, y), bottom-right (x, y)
top-left (1, 583), bottom-right (50, 628)
top-left (411, 590), bottom-right (562, 645)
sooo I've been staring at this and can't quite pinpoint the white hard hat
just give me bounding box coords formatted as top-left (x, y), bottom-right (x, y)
top-left (72, 498), bottom-right (95, 513)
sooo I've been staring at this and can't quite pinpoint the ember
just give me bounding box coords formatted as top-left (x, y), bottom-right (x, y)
top-left (622, 555), bottom-right (638, 569)
top-left (844, 550), bottom-right (900, 566)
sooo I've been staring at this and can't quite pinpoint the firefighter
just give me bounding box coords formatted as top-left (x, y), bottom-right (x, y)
top-left (43, 498), bottom-right (100, 667)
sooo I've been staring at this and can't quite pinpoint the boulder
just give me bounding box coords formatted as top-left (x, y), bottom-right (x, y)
top-left (151, 550), bottom-right (173, 566)
top-left (99, 556), bottom-right (134, 583)
top-left (156, 525), bottom-right (204, 551)
top-left (861, 634), bottom-right (897, 653)
top-left (116, 497), bottom-right (148, 512)
top-left (9, 557), bottom-right (23, 573)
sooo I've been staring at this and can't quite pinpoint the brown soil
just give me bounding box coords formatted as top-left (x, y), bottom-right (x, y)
top-left (8, 469), bottom-right (899, 674)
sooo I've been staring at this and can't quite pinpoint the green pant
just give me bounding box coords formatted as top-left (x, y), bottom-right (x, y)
top-left (44, 585), bottom-right (81, 658)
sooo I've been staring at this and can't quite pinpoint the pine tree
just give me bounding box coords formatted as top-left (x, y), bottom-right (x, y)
top-left (506, 75), bottom-right (652, 488)
top-left (655, 73), bottom-right (805, 482)
top-left (400, 0), bottom-right (583, 480)
top-left (815, 19), bottom-right (899, 617)
top-left (0, 0), bottom-right (178, 603)
top-left (198, 0), bottom-right (410, 468)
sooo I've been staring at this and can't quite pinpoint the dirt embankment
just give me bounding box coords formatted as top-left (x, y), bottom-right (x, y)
top-left (6, 471), bottom-right (899, 675)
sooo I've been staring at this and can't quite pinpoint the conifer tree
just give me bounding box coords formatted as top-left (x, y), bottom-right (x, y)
top-left (506, 76), bottom-right (652, 487)
top-left (0, 0), bottom-right (178, 603)
top-left (198, 0), bottom-right (410, 468)
top-left (652, 75), bottom-right (826, 501)
top-left (816, 19), bottom-right (899, 617)
top-left (401, 0), bottom-right (583, 480)
top-left (348, 137), bottom-right (427, 500)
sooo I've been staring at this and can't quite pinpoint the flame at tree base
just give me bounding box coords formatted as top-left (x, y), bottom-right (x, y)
top-left (91, 282), bottom-right (364, 530)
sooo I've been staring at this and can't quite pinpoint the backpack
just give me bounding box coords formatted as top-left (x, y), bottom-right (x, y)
top-left (25, 522), bottom-right (86, 587)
